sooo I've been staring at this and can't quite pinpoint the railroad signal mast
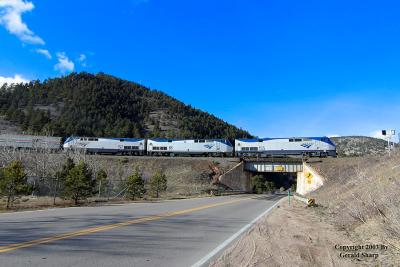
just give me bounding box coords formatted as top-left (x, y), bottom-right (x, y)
top-left (382, 129), bottom-right (396, 155)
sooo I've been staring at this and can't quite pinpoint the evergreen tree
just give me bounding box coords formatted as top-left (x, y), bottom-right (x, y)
top-left (0, 161), bottom-right (31, 209)
top-left (52, 158), bottom-right (75, 205)
top-left (63, 161), bottom-right (95, 205)
top-left (125, 168), bottom-right (145, 200)
top-left (149, 170), bottom-right (167, 198)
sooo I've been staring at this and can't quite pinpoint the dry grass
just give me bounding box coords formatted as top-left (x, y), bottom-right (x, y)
top-left (0, 149), bottom-right (239, 211)
top-left (308, 151), bottom-right (400, 264)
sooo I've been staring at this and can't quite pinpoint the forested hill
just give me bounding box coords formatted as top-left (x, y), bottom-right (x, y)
top-left (0, 72), bottom-right (252, 139)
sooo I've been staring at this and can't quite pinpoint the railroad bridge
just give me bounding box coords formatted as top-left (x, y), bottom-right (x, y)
top-left (244, 158), bottom-right (303, 173)
top-left (218, 158), bottom-right (323, 195)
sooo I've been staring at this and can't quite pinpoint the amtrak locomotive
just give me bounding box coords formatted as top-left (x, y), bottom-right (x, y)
top-left (63, 137), bottom-right (146, 155)
top-left (0, 133), bottom-right (337, 157)
top-left (235, 137), bottom-right (337, 157)
top-left (147, 138), bottom-right (233, 157)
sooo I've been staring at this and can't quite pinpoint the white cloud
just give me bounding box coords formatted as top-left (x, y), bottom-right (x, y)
top-left (327, 134), bottom-right (340, 138)
top-left (0, 74), bottom-right (29, 86)
top-left (78, 54), bottom-right (86, 62)
top-left (35, 48), bottom-right (51, 59)
top-left (54, 52), bottom-right (74, 73)
top-left (77, 53), bottom-right (87, 67)
top-left (0, 0), bottom-right (44, 45)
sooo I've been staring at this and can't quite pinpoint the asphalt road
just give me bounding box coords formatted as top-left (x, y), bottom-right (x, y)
top-left (0, 194), bottom-right (283, 267)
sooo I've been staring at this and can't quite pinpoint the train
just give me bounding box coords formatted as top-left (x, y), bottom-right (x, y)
top-left (0, 134), bottom-right (62, 150)
top-left (235, 137), bottom-right (337, 157)
top-left (0, 134), bottom-right (337, 158)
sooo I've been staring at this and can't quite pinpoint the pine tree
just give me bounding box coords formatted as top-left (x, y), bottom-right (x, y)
top-left (149, 170), bottom-right (167, 198)
top-left (52, 158), bottom-right (75, 205)
top-left (63, 161), bottom-right (95, 205)
top-left (0, 161), bottom-right (31, 209)
top-left (126, 168), bottom-right (145, 200)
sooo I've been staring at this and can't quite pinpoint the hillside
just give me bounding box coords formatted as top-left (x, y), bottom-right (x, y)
top-left (332, 136), bottom-right (391, 157)
top-left (308, 154), bottom-right (400, 265)
top-left (0, 72), bottom-right (251, 139)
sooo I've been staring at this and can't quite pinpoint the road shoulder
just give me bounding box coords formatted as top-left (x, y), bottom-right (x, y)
top-left (209, 198), bottom-right (366, 267)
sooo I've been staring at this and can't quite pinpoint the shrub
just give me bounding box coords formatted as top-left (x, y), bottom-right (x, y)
top-left (252, 175), bottom-right (266, 194)
top-left (265, 181), bottom-right (276, 193)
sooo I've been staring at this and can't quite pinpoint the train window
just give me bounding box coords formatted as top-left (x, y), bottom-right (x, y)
top-left (289, 139), bottom-right (294, 142)
top-left (250, 147), bottom-right (258, 151)
top-left (258, 139), bottom-right (263, 142)
top-left (295, 139), bottom-right (302, 142)
top-left (120, 139), bottom-right (124, 142)
top-left (194, 140), bottom-right (198, 143)
top-left (168, 140), bottom-right (172, 142)
top-left (124, 146), bottom-right (131, 149)
top-left (199, 140), bottom-right (205, 143)
top-left (241, 147), bottom-right (249, 151)
top-left (94, 138), bottom-right (98, 141)
top-left (132, 146), bottom-right (139, 150)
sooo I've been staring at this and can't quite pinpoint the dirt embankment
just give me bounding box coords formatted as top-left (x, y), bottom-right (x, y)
top-left (0, 150), bottom-right (239, 210)
top-left (307, 153), bottom-right (400, 265)
top-left (211, 199), bottom-right (362, 267)
top-left (211, 152), bottom-right (400, 266)
top-left (85, 155), bottom-right (239, 197)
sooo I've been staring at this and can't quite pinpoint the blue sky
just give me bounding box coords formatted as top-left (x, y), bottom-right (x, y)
top-left (0, 0), bottom-right (399, 140)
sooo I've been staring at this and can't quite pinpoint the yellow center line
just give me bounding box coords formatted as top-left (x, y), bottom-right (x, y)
top-left (0, 197), bottom-right (248, 253)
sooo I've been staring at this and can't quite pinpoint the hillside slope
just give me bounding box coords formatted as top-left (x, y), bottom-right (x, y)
top-left (0, 72), bottom-right (251, 139)
top-left (332, 136), bottom-right (390, 157)
top-left (308, 154), bottom-right (400, 265)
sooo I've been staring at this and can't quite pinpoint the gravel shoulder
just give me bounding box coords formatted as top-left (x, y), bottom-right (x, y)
top-left (210, 197), bottom-right (374, 267)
